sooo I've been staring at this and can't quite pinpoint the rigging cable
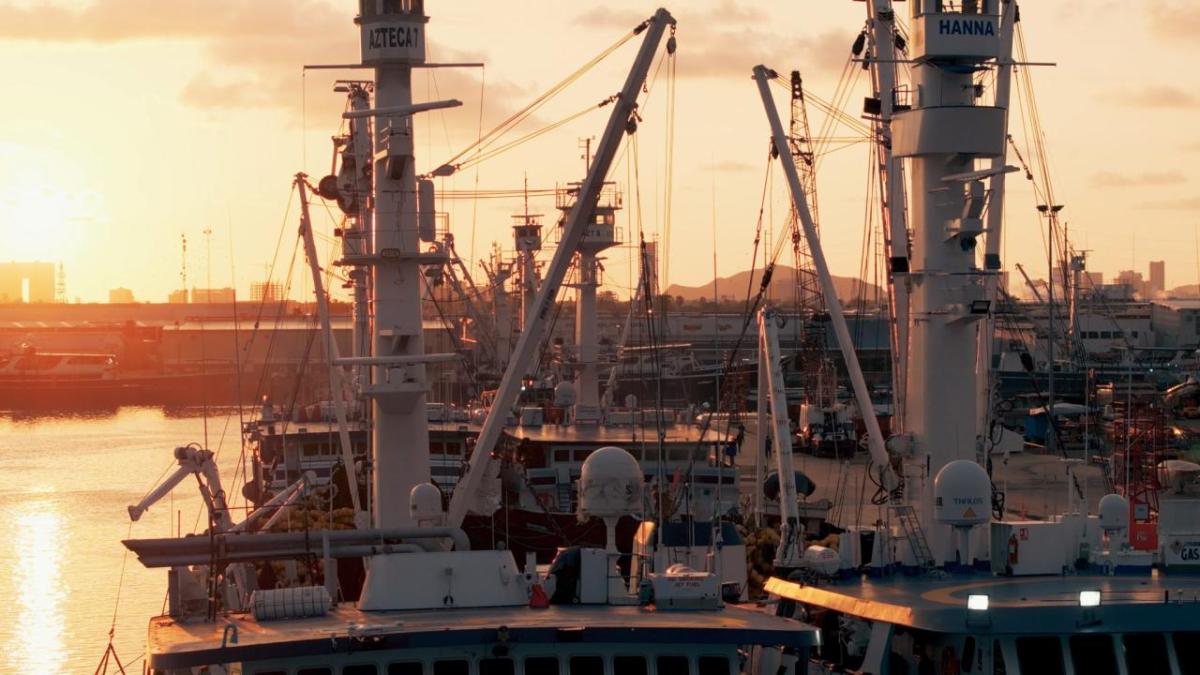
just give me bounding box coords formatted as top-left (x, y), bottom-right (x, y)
top-left (433, 23), bottom-right (643, 174)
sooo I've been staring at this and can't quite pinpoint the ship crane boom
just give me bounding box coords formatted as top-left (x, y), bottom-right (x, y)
top-left (752, 65), bottom-right (897, 490)
top-left (447, 9), bottom-right (677, 529)
top-left (759, 306), bottom-right (804, 568)
top-left (127, 445), bottom-right (233, 532)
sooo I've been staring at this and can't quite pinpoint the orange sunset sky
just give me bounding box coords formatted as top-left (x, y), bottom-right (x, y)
top-left (0, 1), bottom-right (1197, 303)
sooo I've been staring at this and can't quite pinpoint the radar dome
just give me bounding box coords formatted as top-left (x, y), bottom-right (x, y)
top-left (802, 545), bottom-right (841, 577)
top-left (409, 483), bottom-right (444, 525)
top-left (933, 460), bottom-right (991, 527)
top-left (578, 446), bottom-right (643, 520)
top-left (1158, 459), bottom-right (1200, 493)
top-left (1098, 493), bottom-right (1128, 532)
top-left (554, 381), bottom-right (577, 406)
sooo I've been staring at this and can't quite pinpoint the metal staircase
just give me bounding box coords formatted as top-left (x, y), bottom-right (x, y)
top-left (891, 504), bottom-right (935, 570)
top-left (556, 483), bottom-right (574, 513)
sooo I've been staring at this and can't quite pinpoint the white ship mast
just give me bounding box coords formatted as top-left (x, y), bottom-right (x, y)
top-left (891, 0), bottom-right (1015, 563)
top-left (355, 0), bottom-right (460, 531)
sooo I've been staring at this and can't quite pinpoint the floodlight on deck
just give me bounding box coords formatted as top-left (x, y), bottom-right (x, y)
top-left (967, 594), bottom-right (989, 611)
top-left (1079, 590), bottom-right (1101, 607)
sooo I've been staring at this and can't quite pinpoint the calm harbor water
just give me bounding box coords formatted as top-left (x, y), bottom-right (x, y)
top-left (0, 406), bottom-right (248, 673)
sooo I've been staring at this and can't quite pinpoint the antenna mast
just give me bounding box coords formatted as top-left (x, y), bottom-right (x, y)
top-left (55, 263), bottom-right (66, 304)
top-left (203, 227), bottom-right (213, 299)
top-left (180, 233), bottom-right (188, 297)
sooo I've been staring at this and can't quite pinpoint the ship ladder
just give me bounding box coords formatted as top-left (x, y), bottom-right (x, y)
top-left (891, 504), bottom-right (935, 571)
top-left (556, 482), bottom-right (573, 512)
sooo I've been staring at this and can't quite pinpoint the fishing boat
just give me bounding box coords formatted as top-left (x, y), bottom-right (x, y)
top-left (745, 3), bottom-right (1200, 674)
top-left (118, 5), bottom-right (820, 674)
top-left (0, 345), bottom-right (238, 406)
top-left (243, 397), bottom-right (742, 565)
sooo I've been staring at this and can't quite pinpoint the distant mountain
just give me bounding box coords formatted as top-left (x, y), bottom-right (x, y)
top-left (664, 265), bottom-right (884, 305)
top-left (1168, 284), bottom-right (1200, 299)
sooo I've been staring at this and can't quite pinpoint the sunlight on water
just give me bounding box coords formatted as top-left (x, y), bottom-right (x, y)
top-left (0, 406), bottom-right (246, 672)
top-left (10, 500), bottom-right (66, 673)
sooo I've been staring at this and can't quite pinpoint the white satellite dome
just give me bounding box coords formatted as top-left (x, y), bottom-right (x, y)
top-left (554, 381), bottom-right (577, 406)
top-left (802, 545), bottom-right (841, 577)
top-left (578, 446), bottom-right (643, 520)
top-left (1158, 459), bottom-right (1200, 493)
top-left (409, 483), bottom-right (444, 525)
top-left (1098, 493), bottom-right (1129, 532)
top-left (933, 460), bottom-right (991, 527)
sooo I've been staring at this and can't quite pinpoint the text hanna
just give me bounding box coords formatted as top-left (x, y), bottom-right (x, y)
top-left (938, 19), bottom-right (996, 36)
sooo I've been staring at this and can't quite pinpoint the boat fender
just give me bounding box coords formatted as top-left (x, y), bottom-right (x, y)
top-left (638, 577), bottom-right (654, 606)
top-left (529, 583), bottom-right (550, 609)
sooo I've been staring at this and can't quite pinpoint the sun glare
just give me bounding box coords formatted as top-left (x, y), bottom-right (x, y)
top-left (0, 143), bottom-right (105, 262)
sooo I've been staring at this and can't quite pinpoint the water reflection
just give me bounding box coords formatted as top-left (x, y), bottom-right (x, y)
top-left (10, 500), bottom-right (66, 673)
top-left (1, 405), bottom-right (122, 423)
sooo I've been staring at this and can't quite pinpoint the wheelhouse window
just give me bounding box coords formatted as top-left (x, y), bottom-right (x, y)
top-left (298, 668), bottom-right (333, 675)
top-left (432, 660), bottom-right (468, 675)
top-left (613, 656), bottom-right (647, 675)
top-left (1068, 634), bottom-right (1117, 675)
top-left (344, 666), bottom-right (379, 675)
top-left (1123, 633), bottom-right (1171, 675)
top-left (523, 657), bottom-right (559, 675)
top-left (656, 656), bottom-right (689, 675)
top-left (478, 658), bottom-right (513, 675)
top-left (387, 663), bottom-right (423, 675)
top-left (698, 656), bottom-right (731, 675)
top-left (1015, 637), bottom-right (1063, 675)
top-left (568, 656), bottom-right (604, 675)
top-left (1174, 632), bottom-right (1200, 674)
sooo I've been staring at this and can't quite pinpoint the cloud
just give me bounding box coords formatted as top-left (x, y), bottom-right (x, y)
top-left (1184, 141), bottom-right (1200, 153)
top-left (0, 0), bottom-right (526, 130)
top-left (706, 0), bottom-right (769, 23)
top-left (1139, 196), bottom-right (1200, 210)
top-left (0, 0), bottom-right (325, 41)
top-left (574, 7), bottom-right (649, 31)
top-left (702, 159), bottom-right (757, 173)
top-left (1091, 171), bottom-right (1186, 188)
top-left (1103, 85), bottom-right (1200, 109)
top-left (679, 29), bottom-right (850, 79)
top-left (575, 2), bottom-right (849, 79)
top-left (576, 1), bottom-right (766, 32)
top-left (1148, 3), bottom-right (1200, 42)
